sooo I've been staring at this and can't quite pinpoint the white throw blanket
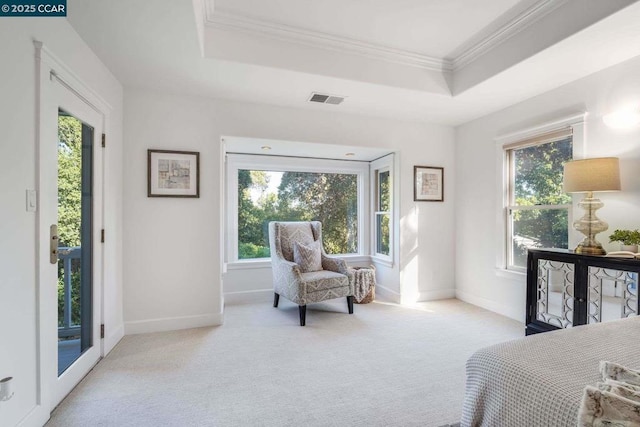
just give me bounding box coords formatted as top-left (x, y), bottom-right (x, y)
top-left (350, 266), bottom-right (375, 303)
top-left (578, 361), bottom-right (640, 427)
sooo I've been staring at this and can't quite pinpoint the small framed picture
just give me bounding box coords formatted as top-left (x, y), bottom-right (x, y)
top-left (414, 166), bottom-right (444, 202)
top-left (147, 149), bottom-right (200, 198)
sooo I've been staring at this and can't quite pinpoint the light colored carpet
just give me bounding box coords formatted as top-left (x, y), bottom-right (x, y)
top-left (46, 297), bottom-right (522, 427)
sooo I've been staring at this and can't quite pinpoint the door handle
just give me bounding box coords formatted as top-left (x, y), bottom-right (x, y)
top-left (50, 224), bottom-right (58, 264)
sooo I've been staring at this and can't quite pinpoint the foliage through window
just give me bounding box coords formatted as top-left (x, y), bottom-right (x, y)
top-left (58, 113), bottom-right (82, 326)
top-left (238, 169), bottom-right (359, 259)
top-left (375, 169), bottom-right (390, 256)
top-left (506, 135), bottom-right (573, 269)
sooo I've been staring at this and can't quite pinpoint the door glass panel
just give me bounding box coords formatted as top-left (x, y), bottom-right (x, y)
top-left (536, 259), bottom-right (574, 328)
top-left (57, 109), bottom-right (93, 375)
top-left (587, 267), bottom-right (638, 324)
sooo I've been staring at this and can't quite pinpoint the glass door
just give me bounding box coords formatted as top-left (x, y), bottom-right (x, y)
top-left (56, 109), bottom-right (94, 375)
top-left (41, 77), bottom-right (104, 408)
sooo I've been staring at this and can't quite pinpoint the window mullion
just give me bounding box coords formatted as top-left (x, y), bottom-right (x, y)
top-left (509, 204), bottom-right (571, 211)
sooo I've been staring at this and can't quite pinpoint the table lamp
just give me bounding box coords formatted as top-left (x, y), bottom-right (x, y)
top-left (563, 157), bottom-right (620, 255)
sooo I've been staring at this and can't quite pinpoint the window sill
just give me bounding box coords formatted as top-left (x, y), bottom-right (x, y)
top-left (340, 255), bottom-right (372, 264)
top-left (226, 254), bottom-right (372, 271)
top-left (226, 260), bottom-right (272, 270)
top-left (495, 268), bottom-right (526, 281)
top-left (371, 256), bottom-right (393, 268)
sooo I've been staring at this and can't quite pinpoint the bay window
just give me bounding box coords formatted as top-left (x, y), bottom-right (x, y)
top-left (227, 154), bottom-right (368, 262)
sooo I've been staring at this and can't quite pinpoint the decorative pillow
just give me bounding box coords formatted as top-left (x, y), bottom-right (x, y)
top-left (293, 241), bottom-right (322, 273)
top-left (578, 386), bottom-right (640, 427)
top-left (600, 380), bottom-right (640, 404)
top-left (578, 362), bottom-right (640, 427)
top-left (601, 361), bottom-right (640, 386)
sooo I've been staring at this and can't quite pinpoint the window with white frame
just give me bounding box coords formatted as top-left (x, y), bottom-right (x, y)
top-left (371, 154), bottom-right (393, 260)
top-left (374, 169), bottom-right (390, 256)
top-left (227, 154), bottom-right (368, 262)
top-left (505, 129), bottom-right (573, 270)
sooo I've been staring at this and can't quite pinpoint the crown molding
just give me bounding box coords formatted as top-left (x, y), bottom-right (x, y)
top-left (450, 0), bottom-right (571, 71)
top-left (205, 9), bottom-right (452, 72)
top-left (202, 0), bottom-right (570, 75)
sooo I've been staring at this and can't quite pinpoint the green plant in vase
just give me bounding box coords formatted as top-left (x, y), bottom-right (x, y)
top-left (609, 229), bottom-right (640, 252)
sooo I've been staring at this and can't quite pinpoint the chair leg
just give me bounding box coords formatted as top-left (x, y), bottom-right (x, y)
top-left (273, 293), bottom-right (280, 308)
top-left (347, 296), bottom-right (354, 314)
top-left (299, 305), bottom-right (307, 326)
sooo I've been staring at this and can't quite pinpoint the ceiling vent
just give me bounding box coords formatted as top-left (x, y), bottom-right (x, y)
top-left (308, 92), bottom-right (345, 105)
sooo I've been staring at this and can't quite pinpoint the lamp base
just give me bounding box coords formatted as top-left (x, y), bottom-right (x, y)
top-left (574, 241), bottom-right (606, 256)
top-left (573, 192), bottom-right (608, 256)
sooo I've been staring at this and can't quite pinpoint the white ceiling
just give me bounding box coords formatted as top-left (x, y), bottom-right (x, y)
top-left (213, 0), bottom-right (526, 59)
top-left (66, 0), bottom-right (640, 126)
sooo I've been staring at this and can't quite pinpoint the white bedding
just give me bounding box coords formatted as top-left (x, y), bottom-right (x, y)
top-left (461, 316), bottom-right (640, 427)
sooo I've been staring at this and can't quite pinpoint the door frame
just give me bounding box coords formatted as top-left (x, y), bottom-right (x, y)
top-left (35, 42), bottom-right (109, 419)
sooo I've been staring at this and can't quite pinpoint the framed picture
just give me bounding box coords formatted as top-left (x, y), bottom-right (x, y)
top-left (147, 149), bottom-right (200, 198)
top-left (414, 166), bottom-right (444, 202)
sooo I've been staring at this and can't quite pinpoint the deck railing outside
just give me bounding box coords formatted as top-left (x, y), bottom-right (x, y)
top-left (58, 246), bottom-right (81, 338)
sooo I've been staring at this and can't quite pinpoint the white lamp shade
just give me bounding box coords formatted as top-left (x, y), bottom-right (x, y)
top-left (563, 157), bottom-right (621, 193)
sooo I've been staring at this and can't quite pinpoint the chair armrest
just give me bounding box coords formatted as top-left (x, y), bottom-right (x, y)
top-left (272, 257), bottom-right (303, 284)
top-left (321, 254), bottom-right (349, 275)
top-left (277, 258), bottom-right (301, 271)
top-left (322, 255), bottom-right (354, 295)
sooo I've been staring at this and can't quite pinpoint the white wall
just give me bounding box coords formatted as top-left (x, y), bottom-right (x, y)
top-left (455, 54), bottom-right (640, 322)
top-left (0, 19), bottom-right (123, 427)
top-left (123, 89), bottom-right (456, 331)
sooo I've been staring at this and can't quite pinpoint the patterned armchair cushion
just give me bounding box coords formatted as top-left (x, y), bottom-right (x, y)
top-left (300, 270), bottom-right (351, 304)
top-left (277, 222), bottom-right (315, 262)
top-left (293, 241), bottom-right (322, 272)
top-left (300, 270), bottom-right (349, 292)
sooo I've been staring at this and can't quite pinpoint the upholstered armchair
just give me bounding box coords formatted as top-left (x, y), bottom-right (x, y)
top-left (269, 221), bottom-right (354, 326)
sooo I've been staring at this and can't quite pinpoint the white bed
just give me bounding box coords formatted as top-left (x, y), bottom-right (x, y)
top-left (461, 316), bottom-right (640, 427)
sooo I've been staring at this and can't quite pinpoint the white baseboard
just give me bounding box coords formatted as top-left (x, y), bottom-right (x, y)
top-left (224, 289), bottom-right (272, 305)
top-left (223, 286), bottom-right (454, 307)
top-left (418, 288), bottom-right (456, 301)
top-left (124, 312), bottom-right (223, 335)
top-left (375, 284), bottom-right (401, 304)
top-left (17, 404), bottom-right (49, 427)
top-left (455, 290), bottom-right (523, 322)
top-left (104, 323), bottom-right (124, 355)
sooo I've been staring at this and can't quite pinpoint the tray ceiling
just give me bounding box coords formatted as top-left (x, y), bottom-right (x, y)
top-left (67, 0), bottom-right (640, 125)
